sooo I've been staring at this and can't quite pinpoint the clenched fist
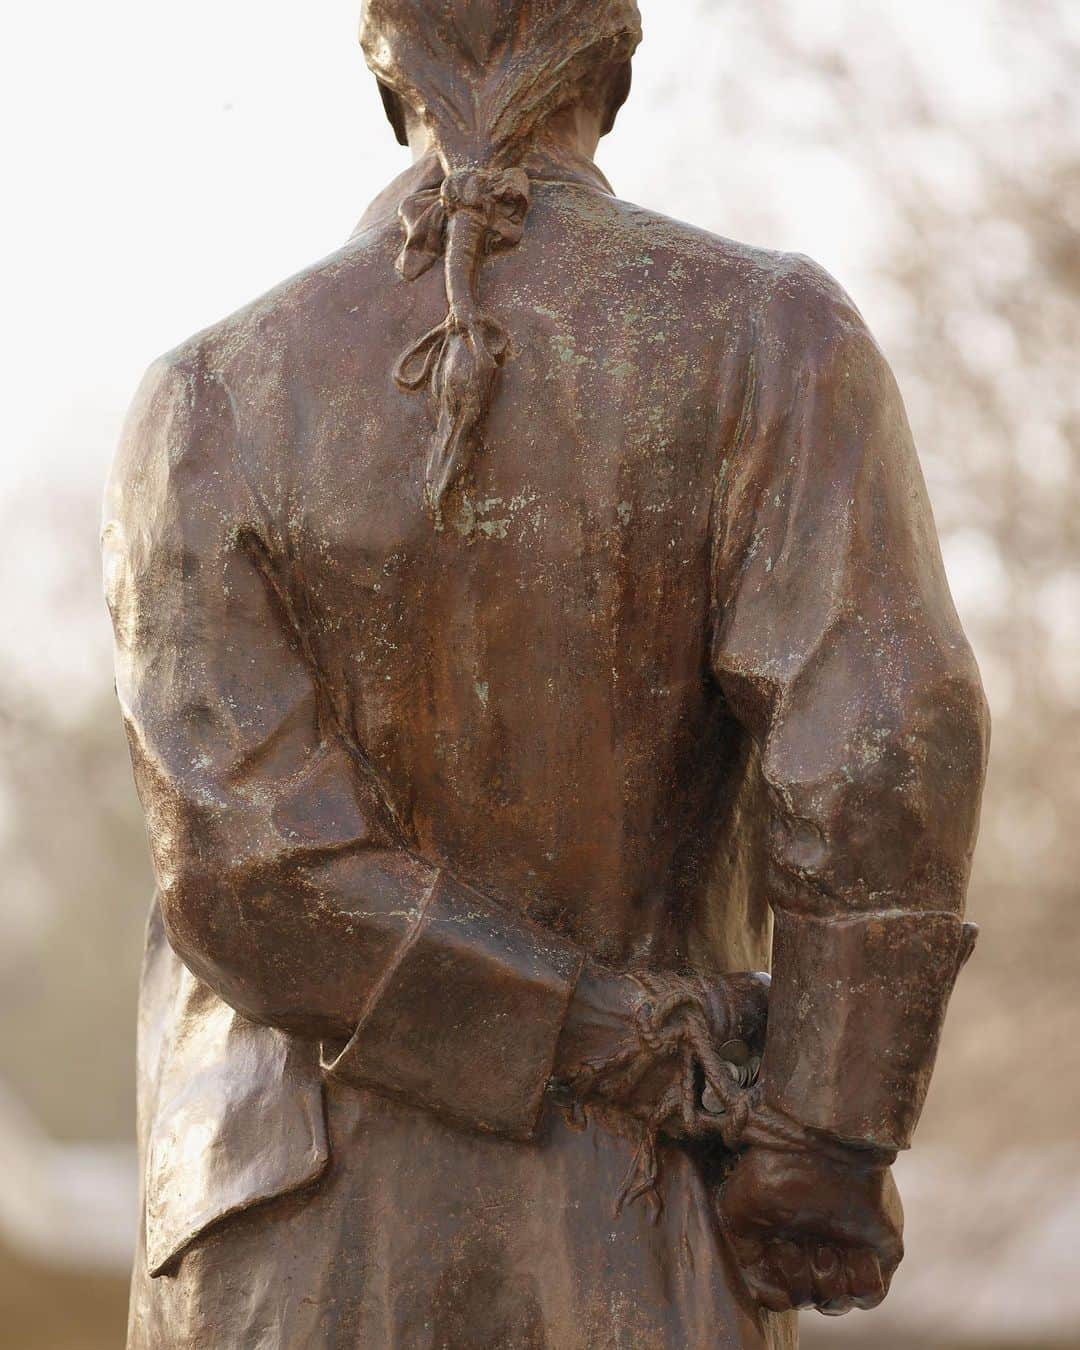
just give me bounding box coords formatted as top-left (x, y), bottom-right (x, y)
top-left (718, 1138), bottom-right (904, 1316)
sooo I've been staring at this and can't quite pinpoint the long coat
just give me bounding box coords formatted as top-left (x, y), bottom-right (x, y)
top-left (105, 149), bottom-right (988, 1348)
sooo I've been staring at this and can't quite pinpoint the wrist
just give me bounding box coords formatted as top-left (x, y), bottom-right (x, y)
top-left (742, 1098), bottom-right (897, 1171)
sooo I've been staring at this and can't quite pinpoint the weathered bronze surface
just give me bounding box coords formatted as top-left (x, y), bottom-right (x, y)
top-left (103, 2), bottom-right (989, 1346)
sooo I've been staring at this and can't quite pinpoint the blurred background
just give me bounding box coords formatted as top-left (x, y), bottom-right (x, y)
top-left (1, 0), bottom-right (1077, 1346)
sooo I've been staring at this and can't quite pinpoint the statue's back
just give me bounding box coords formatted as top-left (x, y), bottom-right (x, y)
top-left (110, 4), bottom-right (988, 1346)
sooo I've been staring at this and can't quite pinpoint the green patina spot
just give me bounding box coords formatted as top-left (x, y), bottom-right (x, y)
top-left (551, 332), bottom-right (589, 368)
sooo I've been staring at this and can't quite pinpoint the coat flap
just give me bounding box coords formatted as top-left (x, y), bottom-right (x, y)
top-left (141, 912), bottom-right (329, 1276)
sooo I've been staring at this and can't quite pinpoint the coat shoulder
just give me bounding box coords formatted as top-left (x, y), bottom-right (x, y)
top-left (149, 221), bottom-right (401, 389)
top-left (556, 188), bottom-right (872, 349)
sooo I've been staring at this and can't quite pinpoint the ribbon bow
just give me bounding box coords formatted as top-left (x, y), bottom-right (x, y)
top-left (391, 167), bottom-right (532, 511)
top-left (395, 166), bottom-right (531, 282)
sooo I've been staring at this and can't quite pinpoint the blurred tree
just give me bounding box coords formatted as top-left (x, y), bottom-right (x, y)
top-left (0, 673), bottom-right (150, 1141)
top-left (0, 480), bottom-right (152, 1145)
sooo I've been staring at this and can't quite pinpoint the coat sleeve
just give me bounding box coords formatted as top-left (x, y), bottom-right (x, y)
top-left (103, 352), bottom-right (582, 1141)
top-left (709, 256), bottom-right (989, 1152)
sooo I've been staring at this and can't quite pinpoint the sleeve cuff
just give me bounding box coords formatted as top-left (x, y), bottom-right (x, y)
top-left (323, 870), bottom-right (584, 1139)
top-left (760, 908), bottom-right (977, 1150)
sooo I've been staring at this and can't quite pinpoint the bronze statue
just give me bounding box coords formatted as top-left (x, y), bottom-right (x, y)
top-left (103, 2), bottom-right (989, 1345)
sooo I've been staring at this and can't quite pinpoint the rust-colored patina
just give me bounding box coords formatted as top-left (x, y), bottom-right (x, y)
top-left (104, 2), bottom-right (989, 1346)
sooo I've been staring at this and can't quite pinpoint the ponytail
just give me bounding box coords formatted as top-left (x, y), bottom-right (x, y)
top-left (360, 0), bottom-right (642, 511)
top-left (391, 167), bottom-right (531, 509)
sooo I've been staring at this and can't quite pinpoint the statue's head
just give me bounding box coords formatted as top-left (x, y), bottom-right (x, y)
top-left (359, 0), bottom-right (642, 168)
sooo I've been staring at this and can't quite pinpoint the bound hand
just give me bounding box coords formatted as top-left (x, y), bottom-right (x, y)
top-left (555, 963), bottom-right (768, 1130)
top-left (718, 1137), bottom-right (904, 1315)
top-left (553, 962), bottom-right (769, 1209)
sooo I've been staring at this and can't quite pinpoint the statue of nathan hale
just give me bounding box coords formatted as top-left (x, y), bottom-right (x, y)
top-left (103, 2), bottom-right (989, 1346)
